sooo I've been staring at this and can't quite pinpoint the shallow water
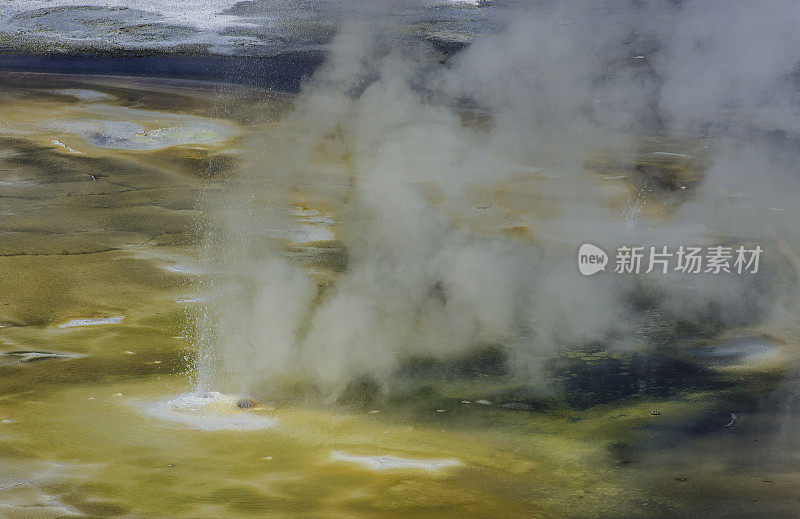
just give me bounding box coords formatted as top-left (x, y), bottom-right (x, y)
top-left (0, 0), bottom-right (503, 56)
top-left (0, 71), bottom-right (799, 518)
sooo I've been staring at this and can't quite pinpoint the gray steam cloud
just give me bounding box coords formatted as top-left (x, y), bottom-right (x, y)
top-left (194, 1), bottom-right (800, 399)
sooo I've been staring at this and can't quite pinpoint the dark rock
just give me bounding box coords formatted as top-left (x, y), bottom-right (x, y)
top-left (236, 399), bottom-right (255, 409)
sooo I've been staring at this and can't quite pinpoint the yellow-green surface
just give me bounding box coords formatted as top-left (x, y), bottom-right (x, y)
top-left (1, 72), bottom-right (798, 518)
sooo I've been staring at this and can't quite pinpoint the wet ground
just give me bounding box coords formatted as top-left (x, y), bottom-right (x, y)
top-left (1, 71), bottom-right (800, 518)
top-left (0, 1), bottom-right (504, 57)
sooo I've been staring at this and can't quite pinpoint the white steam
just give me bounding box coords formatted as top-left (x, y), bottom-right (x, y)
top-left (194, 1), bottom-right (800, 398)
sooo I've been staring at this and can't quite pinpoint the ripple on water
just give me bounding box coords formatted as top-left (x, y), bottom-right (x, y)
top-left (690, 336), bottom-right (782, 366)
top-left (50, 89), bottom-right (115, 102)
top-left (329, 451), bottom-right (461, 472)
top-left (285, 224), bottom-right (334, 244)
top-left (1, 350), bottom-right (83, 363)
top-left (162, 264), bottom-right (200, 275)
top-left (144, 392), bottom-right (277, 431)
top-left (57, 316), bottom-right (124, 328)
top-left (53, 114), bottom-right (239, 151)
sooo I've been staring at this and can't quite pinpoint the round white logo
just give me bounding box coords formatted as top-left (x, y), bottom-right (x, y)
top-left (578, 244), bottom-right (608, 276)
